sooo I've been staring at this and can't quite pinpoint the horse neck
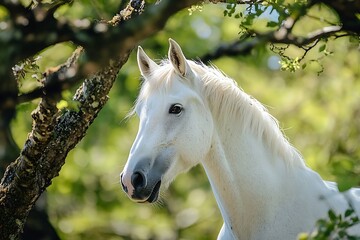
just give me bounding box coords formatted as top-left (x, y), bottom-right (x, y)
top-left (201, 117), bottom-right (293, 235)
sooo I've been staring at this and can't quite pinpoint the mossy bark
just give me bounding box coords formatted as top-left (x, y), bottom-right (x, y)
top-left (0, 52), bottom-right (130, 239)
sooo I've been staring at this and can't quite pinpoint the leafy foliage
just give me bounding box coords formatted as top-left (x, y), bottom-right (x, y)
top-left (4, 0), bottom-right (360, 239)
top-left (298, 207), bottom-right (360, 240)
top-left (56, 91), bottom-right (80, 112)
top-left (12, 56), bottom-right (42, 85)
top-left (221, 0), bottom-right (357, 74)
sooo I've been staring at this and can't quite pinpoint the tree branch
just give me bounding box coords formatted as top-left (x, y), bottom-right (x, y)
top-left (0, 0), bottom-right (202, 238)
top-left (315, 0), bottom-right (360, 33)
top-left (201, 23), bottom-right (344, 62)
top-left (1, 0), bottom-right (202, 106)
top-left (201, 0), bottom-right (359, 62)
top-left (17, 47), bottom-right (85, 104)
top-left (0, 0), bottom-right (201, 77)
top-left (208, 0), bottom-right (264, 4)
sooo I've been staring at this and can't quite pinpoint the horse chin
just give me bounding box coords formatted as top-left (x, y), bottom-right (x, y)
top-left (146, 180), bottom-right (161, 203)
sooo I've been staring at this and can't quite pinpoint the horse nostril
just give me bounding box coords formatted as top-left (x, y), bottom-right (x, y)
top-left (131, 171), bottom-right (147, 190)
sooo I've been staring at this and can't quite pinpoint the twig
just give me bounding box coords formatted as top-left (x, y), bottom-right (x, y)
top-left (208, 0), bottom-right (264, 4)
top-left (299, 39), bottom-right (319, 61)
top-left (0, 0), bottom-right (203, 238)
top-left (16, 47), bottom-right (84, 104)
top-left (306, 14), bottom-right (338, 26)
top-left (201, 24), bottom-right (343, 62)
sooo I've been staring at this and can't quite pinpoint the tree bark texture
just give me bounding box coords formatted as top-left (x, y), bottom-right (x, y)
top-left (0, 52), bottom-right (130, 239)
top-left (0, 0), bottom-right (201, 238)
top-left (0, 0), bottom-right (358, 238)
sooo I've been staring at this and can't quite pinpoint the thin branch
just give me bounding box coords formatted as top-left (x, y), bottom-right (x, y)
top-left (201, 37), bottom-right (259, 62)
top-left (301, 25), bottom-right (342, 46)
top-left (1, 0), bottom-right (201, 104)
top-left (299, 39), bottom-right (319, 61)
top-left (201, 24), bottom-right (344, 62)
top-left (0, 48), bottom-right (84, 107)
top-left (1, 0), bottom-right (201, 70)
top-left (306, 14), bottom-right (338, 26)
top-left (0, 0), bottom-right (202, 238)
top-left (201, 0), bottom-right (358, 63)
top-left (208, 0), bottom-right (264, 4)
top-left (334, 33), bottom-right (356, 39)
top-left (314, 0), bottom-right (360, 33)
top-left (17, 47), bottom-right (84, 104)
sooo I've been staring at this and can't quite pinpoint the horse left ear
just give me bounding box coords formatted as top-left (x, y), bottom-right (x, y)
top-left (168, 38), bottom-right (193, 78)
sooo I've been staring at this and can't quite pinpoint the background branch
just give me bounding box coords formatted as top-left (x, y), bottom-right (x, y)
top-left (0, 0), bottom-right (358, 238)
top-left (17, 47), bottom-right (85, 104)
top-left (201, 19), bottom-right (345, 62)
top-left (0, 0), bottom-right (202, 238)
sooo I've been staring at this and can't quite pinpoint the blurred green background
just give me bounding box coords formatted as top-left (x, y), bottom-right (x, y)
top-left (8, 1), bottom-right (360, 239)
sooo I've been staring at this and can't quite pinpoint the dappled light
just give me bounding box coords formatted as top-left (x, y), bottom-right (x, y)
top-left (1, 0), bottom-right (359, 239)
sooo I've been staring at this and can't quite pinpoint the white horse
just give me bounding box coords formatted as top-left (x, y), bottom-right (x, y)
top-left (120, 39), bottom-right (360, 239)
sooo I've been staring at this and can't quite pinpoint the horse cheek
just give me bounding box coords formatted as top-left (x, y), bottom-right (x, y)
top-left (183, 113), bottom-right (213, 164)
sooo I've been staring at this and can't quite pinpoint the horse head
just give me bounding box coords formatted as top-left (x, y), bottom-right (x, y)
top-left (120, 39), bottom-right (213, 203)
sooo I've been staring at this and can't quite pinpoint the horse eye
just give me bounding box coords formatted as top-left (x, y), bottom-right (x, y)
top-left (169, 104), bottom-right (183, 115)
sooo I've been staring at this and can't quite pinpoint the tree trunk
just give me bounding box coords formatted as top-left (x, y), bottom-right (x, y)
top-left (0, 51), bottom-right (130, 239)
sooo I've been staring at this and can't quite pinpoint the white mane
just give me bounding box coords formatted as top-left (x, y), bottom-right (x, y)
top-left (135, 60), bottom-right (305, 168)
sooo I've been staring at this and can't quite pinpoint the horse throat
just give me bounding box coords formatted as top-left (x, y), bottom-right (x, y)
top-left (202, 128), bottom-right (287, 237)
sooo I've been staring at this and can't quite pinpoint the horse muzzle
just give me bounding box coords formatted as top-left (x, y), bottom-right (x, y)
top-left (121, 151), bottom-right (173, 203)
top-left (120, 170), bottom-right (161, 203)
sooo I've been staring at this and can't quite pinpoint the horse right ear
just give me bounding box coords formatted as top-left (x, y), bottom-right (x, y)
top-left (168, 38), bottom-right (193, 78)
top-left (137, 46), bottom-right (158, 78)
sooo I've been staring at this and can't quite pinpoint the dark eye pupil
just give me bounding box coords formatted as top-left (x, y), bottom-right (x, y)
top-left (169, 104), bottom-right (182, 114)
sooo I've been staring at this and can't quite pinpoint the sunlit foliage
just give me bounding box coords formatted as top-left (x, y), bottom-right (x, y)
top-left (9, 1), bottom-right (360, 239)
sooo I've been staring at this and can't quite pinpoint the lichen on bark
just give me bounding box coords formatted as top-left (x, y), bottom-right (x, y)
top-left (0, 50), bottom-right (130, 239)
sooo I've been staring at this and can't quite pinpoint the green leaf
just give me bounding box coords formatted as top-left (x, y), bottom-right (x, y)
top-left (351, 216), bottom-right (359, 223)
top-left (338, 180), bottom-right (356, 192)
top-left (266, 21), bottom-right (278, 27)
top-left (338, 229), bottom-right (347, 238)
top-left (345, 209), bottom-right (354, 218)
top-left (57, 100), bottom-right (69, 110)
top-left (349, 36), bottom-right (359, 43)
top-left (339, 221), bottom-right (350, 228)
top-left (328, 209), bottom-right (337, 222)
top-left (297, 232), bottom-right (309, 240)
top-left (319, 44), bottom-right (326, 52)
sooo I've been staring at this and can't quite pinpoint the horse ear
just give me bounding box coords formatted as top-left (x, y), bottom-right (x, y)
top-left (168, 38), bottom-right (193, 78)
top-left (137, 46), bottom-right (158, 78)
